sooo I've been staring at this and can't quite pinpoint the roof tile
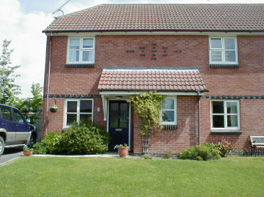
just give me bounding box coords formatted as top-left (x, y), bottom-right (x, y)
top-left (98, 68), bottom-right (207, 92)
top-left (44, 4), bottom-right (264, 32)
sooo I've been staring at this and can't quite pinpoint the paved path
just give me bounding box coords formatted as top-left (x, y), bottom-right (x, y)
top-left (0, 148), bottom-right (23, 166)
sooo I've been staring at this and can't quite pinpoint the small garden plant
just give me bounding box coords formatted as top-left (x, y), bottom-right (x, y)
top-left (215, 139), bottom-right (234, 157)
top-left (23, 145), bottom-right (33, 152)
top-left (114, 144), bottom-right (129, 149)
top-left (179, 143), bottom-right (221, 161)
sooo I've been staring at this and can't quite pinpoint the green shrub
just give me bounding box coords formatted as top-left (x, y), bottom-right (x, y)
top-left (196, 156), bottom-right (203, 161)
top-left (179, 146), bottom-right (197, 159)
top-left (163, 152), bottom-right (175, 159)
top-left (215, 139), bottom-right (234, 157)
top-left (33, 141), bottom-right (47, 154)
top-left (179, 143), bottom-right (221, 161)
top-left (61, 122), bottom-right (109, 154)
top-left (43, 131), bottom-right (63, 154)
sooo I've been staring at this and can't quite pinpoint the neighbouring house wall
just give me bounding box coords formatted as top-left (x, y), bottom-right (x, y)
top-left (42, 35), bottom-right (264, 152)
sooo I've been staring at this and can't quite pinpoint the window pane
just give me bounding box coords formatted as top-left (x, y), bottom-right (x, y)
top-left (82, 51), bottom-right (94, 62)
top-left (80, 100), bottom-right (92, 113)
top-left (69, 50), bottom-right (79, 62)
top-left (225, 51), bottom-right (236, 62)
top-left (212, 101), bottom-right (224, 113)
top-left (162, 111), bottom-right (174, 122)
top-left (83, 38), bottom-right (93, 48)
top-left (110, 103), bottom-right (118, 128)
top-left (227, 102), bottom-right (238, 113)
top-left (67, 101), bottom-right (77, 112)
top-left (213, 115), bottom-right (224, 128)
top-left (0, 106), bottom-right (12, 121)
top-left (211, 38), bottom-right (222, 48)
top-left (224, 38), bottom-right (235, 49)
top-left (227, 115), bottom-right (238, 127)
top-left (211, 51), bottom-right (222, 62)
top-left (69, 39), bottom-right (80, 49)
top-left (162, 98), bottom-right (175, 109)
top-left (120, 103), bottom-right (128, 128)
top-left (80, 114), bottom-right (92, 123)
top-left (13, 109), bottom-right (25, 123)
top-left (67, 114), bottom-right (76, 125)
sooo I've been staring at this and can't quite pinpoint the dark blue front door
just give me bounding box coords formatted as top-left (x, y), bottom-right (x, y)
top-left (109, 101), bottom-right (129, 151)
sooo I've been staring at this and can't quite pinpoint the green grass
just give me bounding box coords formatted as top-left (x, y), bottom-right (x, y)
top-left (0, 157), bottom-right (263, 197)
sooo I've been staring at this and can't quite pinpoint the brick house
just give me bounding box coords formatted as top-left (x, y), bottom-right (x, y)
top-left (42, 4), bottom-right (264, 154)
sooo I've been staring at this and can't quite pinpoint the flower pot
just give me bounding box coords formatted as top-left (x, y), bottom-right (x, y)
top-left (118, 147), bottom-right (129, 157)
top-left (23, 151), bottom-right (33, 156)
top-left (49, 108), bottom-right (57, 113)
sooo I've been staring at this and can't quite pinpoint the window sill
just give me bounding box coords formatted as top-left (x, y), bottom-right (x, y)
top-left (162, 125), bottom-right (177, 130)
top-left (210, 64), bottom-right (239, 68)
top-left (65, 64), bottom-right (94, 68)
top-left (211, 130), bottom-right (241, 135)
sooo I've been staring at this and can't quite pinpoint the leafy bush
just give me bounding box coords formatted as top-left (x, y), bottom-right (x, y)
top-left (61, 122), bottom-right (109, 154)
top-left (33, 131), bottom-right (62, 154)
top-left (179, 143), bottom-right (221, 161)
top-left (163, 152), bottom-right (175, 159)
top-left (215, 139), bottom-right (234, 157)
top-left (33, 122), bottom-right (109, 155)
top-left (33, 141), bottom-right (47, 154)
top-left (179, 146), bottom-right (197, 160)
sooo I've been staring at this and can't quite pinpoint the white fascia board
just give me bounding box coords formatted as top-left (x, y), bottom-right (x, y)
top-left (45, 31), bottom-right (264, 37)
top-left (99, 91), bottom-right (202, 96)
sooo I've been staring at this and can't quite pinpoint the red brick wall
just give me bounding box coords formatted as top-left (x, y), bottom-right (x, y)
top-left (42, 35), bottom-right (264, 153)
top-left (134, 96), bottom-right (198, 153)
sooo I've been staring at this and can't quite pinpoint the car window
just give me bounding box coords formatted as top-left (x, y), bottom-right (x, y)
top-left (0, 106), bottom-right (12, 121)
top-left (13, 109), bottom-right (25, 123)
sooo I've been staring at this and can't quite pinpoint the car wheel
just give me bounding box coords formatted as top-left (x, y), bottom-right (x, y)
top-left (28, 134), bottom-right (37, 148)
top-left (0, 136), bottom-right (5, 156)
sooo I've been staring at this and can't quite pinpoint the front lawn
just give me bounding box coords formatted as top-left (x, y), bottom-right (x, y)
top-left (0, 157), bottom-right (263, 196)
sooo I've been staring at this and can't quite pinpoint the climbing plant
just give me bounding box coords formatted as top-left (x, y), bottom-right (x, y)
top-left (131, 91), bottom-right (164, 153)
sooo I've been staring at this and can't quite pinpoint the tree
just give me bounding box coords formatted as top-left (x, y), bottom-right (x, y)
top-left (131, 91), bottom-right (164, 153)
top-left (15, 83), bottom-right (43, 124)
top-left (0, 40), bottom-right (21, 105)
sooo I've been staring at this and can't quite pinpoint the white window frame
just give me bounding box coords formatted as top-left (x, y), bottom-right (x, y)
top-left (160, 97), bottom-right (177, 125)
top-left (67, 37), bottom-right (95, 64)
top-left (210, 100), bottom-right (240, 131)
top-left (209, 37), bottom-right (238, 65)
top-left (64, 99), bottom-right (94, 128)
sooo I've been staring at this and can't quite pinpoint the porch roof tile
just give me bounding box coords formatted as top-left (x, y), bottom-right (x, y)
top-left (98, 67), bottom-right (208, 92)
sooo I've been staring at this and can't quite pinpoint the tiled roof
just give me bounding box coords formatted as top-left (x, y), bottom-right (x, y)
top-left (98, 68), bottom-right (207, 92)
top-left (44, 4), bottom-right (264, 32)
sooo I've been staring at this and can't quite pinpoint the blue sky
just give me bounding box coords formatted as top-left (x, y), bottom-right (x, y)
top-left (0, 0), bottom-right (263, 97)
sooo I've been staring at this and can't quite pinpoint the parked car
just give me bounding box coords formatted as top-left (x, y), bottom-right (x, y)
top-left (0, 104), bottom-right (37, 155)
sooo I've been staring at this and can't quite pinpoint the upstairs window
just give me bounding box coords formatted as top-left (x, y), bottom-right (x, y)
top-left (68, 38), bottom-right (95, 64)
top-left (161, 97), bottom-right (177, 125)
top-left (209, 37), bottom-right (238, 64)
top-left (211, 100), bottom-right (240, 130)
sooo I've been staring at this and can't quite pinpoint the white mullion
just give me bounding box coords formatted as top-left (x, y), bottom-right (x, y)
top-left (76, 100), bottom-right (80, 124)
top-left (79, 38), bottom-right (83, 62)
top-left (224, 101), bottom-right (228, 128)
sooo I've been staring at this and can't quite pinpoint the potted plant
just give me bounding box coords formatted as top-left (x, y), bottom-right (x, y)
top-left (114, 144), bottom-right (129, 157)
top-left (49, 104), bottom-right (58, 113)
top-left (23, 146), bottom-right (33, 156)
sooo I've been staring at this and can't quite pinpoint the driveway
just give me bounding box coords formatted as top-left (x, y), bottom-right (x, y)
top-left (0, 147), bottom-right (23, 165)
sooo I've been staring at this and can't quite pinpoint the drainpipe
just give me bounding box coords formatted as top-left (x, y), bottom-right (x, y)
top-left (197, 91), bottom-right (201, 145)
top-left (44, 33), bottom-right (53, 138)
